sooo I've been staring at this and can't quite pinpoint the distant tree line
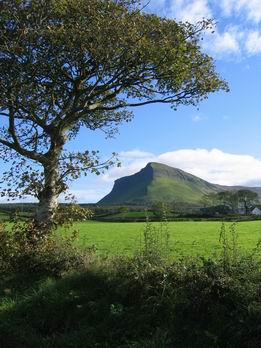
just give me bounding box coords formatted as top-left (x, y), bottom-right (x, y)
top-left (202, 189), bottom-right (259, 215)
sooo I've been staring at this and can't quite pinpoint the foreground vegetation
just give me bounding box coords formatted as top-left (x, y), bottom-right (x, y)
top-left (1, 218), bottom-right (261, 347)
top-left (1, 255), bottom-right (261, 348)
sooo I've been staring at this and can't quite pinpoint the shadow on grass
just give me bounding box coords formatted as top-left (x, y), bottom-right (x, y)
top-left (0, 269), bottom-right (169, 348)
top-left (1, 258), bottom-right (261, 348)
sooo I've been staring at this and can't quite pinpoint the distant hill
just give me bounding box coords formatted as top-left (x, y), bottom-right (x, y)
top-left (99, 162), bottom-right (261, 205)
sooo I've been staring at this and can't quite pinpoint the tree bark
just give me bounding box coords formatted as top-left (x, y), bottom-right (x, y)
top-left (36, 191), bottom-right (59, 225)
top-left (36, 160), bottom-right (60, 227)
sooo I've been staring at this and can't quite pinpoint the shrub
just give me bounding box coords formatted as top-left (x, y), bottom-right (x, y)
top-left (0, 220), bottom-right (83, 276)
top-left (138, 210), bottom-right (170, 265)
top-left (53, 204), bottom-right (93, 227)
top-left (0, 204), bottom-right (94, 276)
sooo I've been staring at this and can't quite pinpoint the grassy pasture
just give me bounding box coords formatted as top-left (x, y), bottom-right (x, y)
top-left (103, 211), bottom-right (155, 218)
top-left (0, 211), bottom-right (9, 221)
top-left (60, 220), bottom-right (261, 257)
top-left (0, 210), bottom-right (33, 221)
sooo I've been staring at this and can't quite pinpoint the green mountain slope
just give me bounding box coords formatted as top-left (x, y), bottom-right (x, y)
top-left (99, 162), bottom-right (261, 205)
top-left (99, 163), bottom-right (212, 205)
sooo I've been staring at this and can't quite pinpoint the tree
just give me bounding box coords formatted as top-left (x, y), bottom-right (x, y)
top-left (216, 191), bottom-right (232, 206)
top-left (201, 204), bottom-right (233, 216)
top-left (236, 189), bottom-right (258, 215)
top-left (208, 189), bottom-right (259, 215)
top-left (0, 0), bottom-right (228, 227)
top-left (216, 191), bottom-right (239, 213)
top-left (151, 202), bottom-right (171, 219)
top-left (201, 192), bottom-right (219, 207)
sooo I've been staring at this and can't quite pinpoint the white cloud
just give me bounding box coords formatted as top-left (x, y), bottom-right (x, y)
top-left (146, 0), bottom-right (212, 22)
top-left (220, 0), bottom-right (261, 23)
top-left (169, 0), bottom-right (212, 23)
top-left (192, 115), bottom-right (208, 122)
top-left (203, 26), bottom-right (243, 58)
top-left (102, 148), bottom-right (261, 187)
top-left (146, 0), bottom-right (261, 59)
top-left (219, 0), bottom-right (234, 16)
top-left (236, 0), bottom-right (261, 23)
top-left (67, 189), bottom-right (107, 203)
top-left (246, 31), bottom-right (261, 55)
top-left (193, 115), bottom-right (202, 122)
top-left (119, 150), bottom-right (154, 159)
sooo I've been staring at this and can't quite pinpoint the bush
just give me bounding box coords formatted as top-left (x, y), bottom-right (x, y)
top-left (0, 204), bottom-right (94, 276)
top-left (0, 220), bottom-right (84, 276)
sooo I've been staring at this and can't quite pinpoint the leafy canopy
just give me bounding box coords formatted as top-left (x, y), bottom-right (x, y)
top-left (0, 0), bottom-right (228, 201)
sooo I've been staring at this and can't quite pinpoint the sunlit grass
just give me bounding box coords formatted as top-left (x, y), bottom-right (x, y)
top-left (59, 220), bottom-right (261, 257)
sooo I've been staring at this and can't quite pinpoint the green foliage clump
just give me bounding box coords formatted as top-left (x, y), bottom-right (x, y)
top-left (0, 219), bottom-right (83, 276)
top-left (54, 204), bottom-right (93, 227)
top-left (0, 204), bottom-right (94, 276)
top-left (140, 208), bottom-right (170, 264)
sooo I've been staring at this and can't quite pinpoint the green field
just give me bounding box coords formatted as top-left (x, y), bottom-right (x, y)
top-left (60, 220), bottom-right (261, 257)
top-left (0, 212), bottom-right (7, 221)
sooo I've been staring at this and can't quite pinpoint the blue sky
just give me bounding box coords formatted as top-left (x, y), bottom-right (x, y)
top-left (2, 0), bottom-right (261, 203)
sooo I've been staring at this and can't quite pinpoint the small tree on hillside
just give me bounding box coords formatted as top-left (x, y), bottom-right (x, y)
top-left (236, 189), bottom-right (259, 215)
top-left (214, 191), bottom-right (239, 213)
top-left (202, 192), bottom-right (219, 207)
top-left (216, 191), bottom-right (233, 207)
top-left (0, 0), bottom-right (228, 228)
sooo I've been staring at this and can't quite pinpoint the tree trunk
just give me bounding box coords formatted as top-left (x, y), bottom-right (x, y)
top-left (36, 191), bottom-right (59, 225)
top-left (244, 200), bottom-right (248, 215)
top-left (36, 160), bottom-right (60, 228)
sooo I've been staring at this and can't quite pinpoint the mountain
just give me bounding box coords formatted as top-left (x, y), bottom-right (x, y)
top-left (98, 162), bottom-right (261, 205)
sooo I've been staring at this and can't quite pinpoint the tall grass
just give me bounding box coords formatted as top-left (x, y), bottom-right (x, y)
top-left (141, 207), bottom-right (170, 263)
